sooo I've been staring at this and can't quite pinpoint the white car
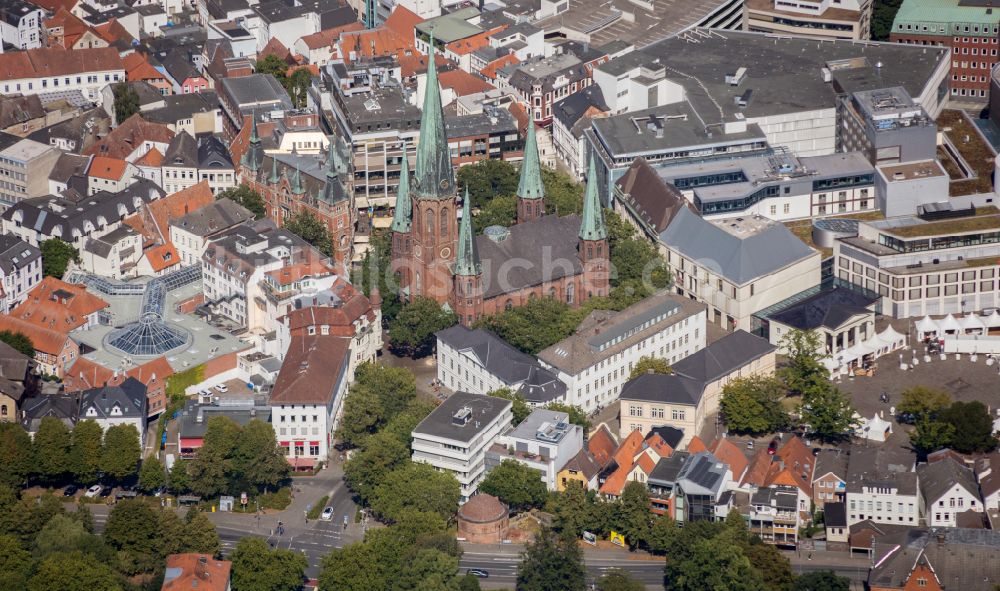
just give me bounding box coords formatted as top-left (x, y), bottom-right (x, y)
top-left (84, 485), bottom-right (103, 498)
top-left (215, 383), bottom-right (229, 393)
top-left (321, 507), bottom-right (334, 521)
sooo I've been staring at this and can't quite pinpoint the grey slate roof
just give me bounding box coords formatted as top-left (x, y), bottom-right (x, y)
top-left (648, 450), bottom-right (690, 487)
top-left (813, 448), bottom-right (848, 482)
top-left (1, 180), bottom-right (166, 239)
top-left (219, 74), bottom-right (292, 111)
top-left (142, 92), bottom-right (220, 126)
top-left (0, 340), bottom-right (30, 402)
top-left (553, 85), bottom-right (608, 132)
top-left (20, 393), bottom-right (79, 432)
top-left (676, 450), bottom-right (728, 496)
top-left (846, 443), bottom-right (917, 496)
top-left (197, 135), bottom-right (234, 169)
top-left (476, 214), bottom-right (582, 300)
top-left (49, 153), bottom-right (93, 186)
top-left (917, 457), bottom-right (979, 505)
top-left (79, 377), bottom-right (147, 421)
top-left (869, 528), bottom-right (1000, 591)
top-left (659, 207), bottom-right (817, 285)
top-left (0, 94), bottom-right (44, 129)
top-left (435, 324), bottom-right (566, 403)
top-left (83, 224), bottom-right (138, 258)
top-left (618, 330), bottom-right (775, 406)
top-left (164, 131), bottom-right (198, 168)
top-left (0, 234), bottom-right (40, 276)
top-left (768, 287), bottom-right (877, 331)
top-left (171, 197), bottom-right (253, 237)
top-left (412, 391), bottom-right (511, 444)
top-left (751, 485), bottom-right (798, 511)
top-left (825, 501), bottom-right (847, 527)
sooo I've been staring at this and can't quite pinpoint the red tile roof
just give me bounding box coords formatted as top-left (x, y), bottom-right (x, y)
top-left (613, 429), bottom-right (645, 467)
top-left (687, 436), bottom-right (707, 454)
top-left (588, 425), bottom-right (617, 467)
top-left (480, 54), bottom-right (519, 82)
top-left (383, 5), bottom-right (422, 40)
top-left (65, 355), bottom-right (174, 393)
top-left (44, 8), bottom-right (92, 49)
top-left (32, 0), bottom-right (78, 13)
top-left (88, 155), bottom-right (128, 180)
top-left (438, 68), bottom-right (494, 97)
top-left (0, 47), bottom-right (123, 80)
top-left (298, 22), bottom-right (365, 50)
top-left (270, 335), bottom-right (351, 404)
top-left (124, 52), bottom-right (166, 83)
top-left (162, 554), bottom-right (231, 591)
top-left (266, 258), bottom-right (336, 286)
top-left (9, 278), bottom-right (108, 334)
top-left (0, 315), bottom-right (70, 358)
top-left (145, 243), bottom-right (179, 272)
top-left (94, 19), bottom-right (134, 46)
top-left (134, 147), bottom-right (164, 167)
top-left (85, 114), bottom-right (174, 159)
top-left (258, 37), bottom-right (292, 63)
top-left (708, 437), bottom-right (749, 481)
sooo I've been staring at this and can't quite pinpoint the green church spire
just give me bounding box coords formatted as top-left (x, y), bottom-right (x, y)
top-left (453, 188), bottom-right (480, 276)
top-left (391, 150), bottom-right (412, 233)
top-left (291, 163), bottom-right (305, 195)
top-left (268, 155), bottom-right (281, 184)
top-left (579, 154), bottom-right (607, 241)
top-left (517, 123), bottom-right (544, 200)
top-left (241, 113), bottom-right (264, 172)
top-left (413, 32), bottom-right (454, 200)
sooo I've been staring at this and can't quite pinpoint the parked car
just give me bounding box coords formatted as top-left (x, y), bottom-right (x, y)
top-left (466, 569), bottom-right (489, 578)
top-left (63, 485), bottom-right (78, 497)
top-left (84, 485), bottom-right (103, 498)
top-left (199, 389), bottom-right (213, 398)
top-left (215, 383), bottom-right (229, 393)
top-left (321, 507), bottom-right (334, 521)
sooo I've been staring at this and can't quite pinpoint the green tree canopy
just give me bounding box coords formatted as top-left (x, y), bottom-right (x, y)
top-left (255, 54), bottom-right (288, 78)
top-left (69, 420), bottom-right (103, 484)
top-left (473, 195), bottom-right (517, 232)
top-left (320, 541), bottom-right (387, 591)
top-left (32, 513), bottom-right (103, 559)
top-left (187, 416), bottom-right (241, 497)
top-left (615, 481), bottom-right (653, 550)
top-left (516, 527), bottom-right (586, 591)
top-left (344, 430), bottom-right (410, 503)
top-left (541, 169), bottom-right (584, 216)
top-left (337, 362), bottom-right (417, 447)
top-left (218, 185), bottom-right (266, 219)
top-left (100, 424), bottom-right (141, 483)
top-left (544, 402), bottom-right (590, 430)
top-left (0, 330), bottom-right (33, 357)
top-left (478, 460), bottom-right (547, 512)
top-left (794, 570), bottom-right (851, 591)
top-left (779, 329), bottom-right (828, 396)
top-left (112, 82), bottom-right (139, 125)
top-left (0, 534), bottom-right (32, 590)
top-left (138, 456), bottom-right (166, 493)
top-left (871, 0), bottom-right (903, 40)
top-left (596, 568), bottom-right (644, 591)
top-left (720, 375), bottom-right (792, 436)
top-left (230, 536), bottom-right (307, 591)
top-left (40, 238), bottom-right (79, 279)
top-left (230, 420), bottom-right (290, 492)
top-left (800, 383), bottom-right (857, 443)
top-left (488, 388), bottom-right (531, 425)
top-left (628, 356), bottom-right (672, 380)
top-left (104, 500), bottom-right (175, 575)
top-left (456, 159), bottom-right (519, 207)
top-left (938, 400), bottom-right (997, 453)
top-left (0, 422), bottom-right (33, 487)
top-left (369, 462), bottom-right (461, 522)
top-left (896, 386), bottom-right (951, 424)
top-left (284, 68), bottom-right (313, 108)
top-left (168, 456), bottom-right (190, 494)
top-left (28, 551), bottom-right (123, 591)
top-left (476, 297), bottom-right (579, 355)
top-left (183, 508), bottom-right (221, 556)
top-left (388, 297), bottom-right (457, 357)
top-left (33, 416), bottom-right (72, 482)
top-left (284, 210), bottom-right (333, 256)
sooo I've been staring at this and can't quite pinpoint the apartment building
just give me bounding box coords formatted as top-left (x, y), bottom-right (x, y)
top-left (0, 132), bottom-right (60, 209)
top-left (536, 292), bottom-right (708, 413)
top-left (270, 335), bottom-right (352, 469)
top-left (502, 47), bottom-right (608, 127)
top-left (834, 209), bottom-right (1000, 318)
top-left (487, 409), bottom-right (584, 491)
top-left (891, 0), bottom-right (998, 101)
top-left (0, 0), bottom-right (44, 49)
top-left (0, 235), bottom-right (41, 314)
top-left (845, 444), bottom-right (919, 527)
top-left (660, 209), bottom-right (822, 332)
top-left (746, 485), bottom-right (801, 546)
top-left (0, 47), bottom-right (125, 105)
top-left (169, 198), bottom-right (254, 266)
top-left (78, 378), bottom-right (148, 447)
top-left (744, 0), bottom-right (873, 40)
top-left (918, 457), bottom-right (982, 528)
top-left (218, 74), bottom-right (294, 141)
top-left (411, 392), bottom-right (513, 501)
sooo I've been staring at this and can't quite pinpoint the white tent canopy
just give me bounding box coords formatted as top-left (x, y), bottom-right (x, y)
top-left (938, 314), bottom-right (962, 333)
top-left (984, 310), bottom-right (1000, 328)
top-left (961, 314), bottom-right (987, 332)
top-left (875, 325), bottom-right (907, 349)
top-left (915, 315), bottom-right (938, 335)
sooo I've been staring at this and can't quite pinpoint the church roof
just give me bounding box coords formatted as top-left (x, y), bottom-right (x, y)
top-left (412, 34), bottom-right (455, 201)
top-left (454, 188), bottom-right (481, 276)
top-left (391, 151), bottom-right (412, 233)
top-left (516, 123), bottom-right (544, 201)
top-left (579, 154), bottom-right (607, 241)
top-left (476, 214), bottom-right (583, 299)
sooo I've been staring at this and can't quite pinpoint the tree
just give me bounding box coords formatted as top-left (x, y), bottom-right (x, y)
top-left (188, 416), bottom-right (241, 497)
top-left (595, 569), bottom-right (644, 591)
top-left (666, 535), bottom-right (764, 591)
top-left (40, 238), bottom-right (80, 279)
top-left (458, 574), bottom-right (482, 591)
top-left (168, 457), bottom-right (190, 494)
top-left (799, 384), bottom-right (858, 443)
top-left (388, 297), bottom-right (457, 357)
top-left (647, 514), bottom-right (677, 555)
top-left (871, 0), bottom-right (903, 40)
top-left (138, 456), bottom-right (166, 493)
top-left (614, 481), bottom-right (653, 549)
top-left (456, 159), bottom-right (519, 207)
top-left (0, 422), bottom-right (33, 487)
top-left (112, 82), bottom-right (139, 125)
top-left (744, 541), bottom-right (795, 591)
top-left (794, 570), bottom-right (850, 591)
top-left (720, 375), bottom-right (791, 436)
top-left (896, 386), bottom-right (951, 424)
top-left (359, 231), bottom-right (402, 324)
top-left (938, 400), bottom-right (998, 453)
top-left (478, 460), bottom-right (547, 511)
top-left (541, 169), bottom-right (584, 216)
top-left (217, 185), bottom-right (266, 219)
top-left (284, 68), bottom-right (313, 108)
top-left (183, 508), bottom-right (221, 556)
top-left (28, 551), bottom-right (122, 591)
top-left (476, 297), bottom-right (580, 354)
top-left (284, 210), bottom-right (333, 256)
top-left (779, 329), bottom-right (828, 396)
top-left (0, 330), bottom-right (33, 357)
top-left (609, 229), bottom-right (670, 289)
top-left (320, 542), bottom-right (387, 591)
top-left (910, 418), bottom-right (955, 456)
top-left (392, 548), bottom-right (461, 591)
top-left (0, 535), bottom-right (32, 590)
top-left (369, 462), bottom-right (461, 522)
top-left (256, 54), bottom-right (289, 79)
top-left (104, 500), bottom-right (167, 574)
top-left (516, 527), bottom-right (586, 591)
top-left (628, 356), bottom-right (672, 380)
top-left (343, 431), bottom-right (409, 502)
top-left (0, 492), bottom-right (64, 544)
top-left (100, 424), bottom-right (141, 483)
top-left (473, 195), bottom-right (517, 232)
top-left (32, 513), bottom-right (98, 558)
top-left (337, 386), bottom-right (386, 449)
top-left (33, 416), bottom-right (72, 482)
top-left (230, 537), bottom-right (307, 591)
top-left (68, 420), bottom-right (103, 484)
top-left (230, 420), bottom-right (289, 492)
top-left (549, 481), bottom-right (593, 537)
top-left (489, 388), bottom-right (531, 425)
top-left (337, 362), bottom-right (418, 447)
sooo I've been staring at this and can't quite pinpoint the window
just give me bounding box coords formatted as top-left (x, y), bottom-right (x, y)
top-left (629, 405), bottom-right (643, 417)
top-left (425, 209), bottom-right (434, 235)
top-left (440, 207), bottom-right (449, 237)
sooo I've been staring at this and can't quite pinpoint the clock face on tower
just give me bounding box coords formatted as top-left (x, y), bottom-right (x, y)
top-left (440, 246), bottom-right (451, 259)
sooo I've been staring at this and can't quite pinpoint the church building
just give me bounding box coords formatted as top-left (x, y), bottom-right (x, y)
top-left (390, 38), bottom-right (610, 326)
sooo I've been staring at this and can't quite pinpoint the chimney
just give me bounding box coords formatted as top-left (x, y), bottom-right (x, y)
top-left (936, 532), bottom-right (946, 545)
